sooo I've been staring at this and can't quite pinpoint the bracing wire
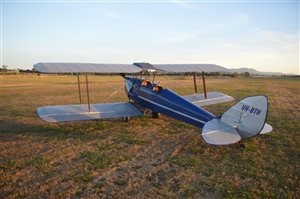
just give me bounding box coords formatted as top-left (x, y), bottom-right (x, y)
top-left (103, 85), bottom-right (124, 103)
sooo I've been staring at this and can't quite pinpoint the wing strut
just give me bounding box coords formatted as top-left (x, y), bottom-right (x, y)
top-left (85, 75), bottom-right (91, 112)
top-left (77, 74), bottom-right (82, 104)
top-left (193, 72), bottom-right (198, 93)
top-left (152, 71), bottom-right (157, 83)
top-left (202, 72), bottom-right (207, 99)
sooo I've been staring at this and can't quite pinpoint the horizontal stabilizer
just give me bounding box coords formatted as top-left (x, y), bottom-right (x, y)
top-left (260, 123), bottom-right (273, 134)
top-left (183, 92), bottom-right (234, 106)
top-left (33, 63), bottom-right (142, 74)
top-left (37, 102), bottom-right (142, 122)
top-left (202, 118), bottom-right (241, 145)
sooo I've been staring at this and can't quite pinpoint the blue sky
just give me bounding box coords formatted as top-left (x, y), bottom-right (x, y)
top-left (1, 1), bottom-right (299, 74)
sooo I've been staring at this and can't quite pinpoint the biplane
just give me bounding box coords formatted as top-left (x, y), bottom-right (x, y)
top-left (33, 62), bottom-right (273, 145)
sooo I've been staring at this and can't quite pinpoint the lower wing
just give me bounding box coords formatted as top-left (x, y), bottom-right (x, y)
top-left (183, 92), bottom-right (234, 106)
top-left (37, 102), bottom-right (143, 122)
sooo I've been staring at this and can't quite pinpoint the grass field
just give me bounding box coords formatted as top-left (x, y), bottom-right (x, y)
top-left (1, 74), bottom-right (299, 198)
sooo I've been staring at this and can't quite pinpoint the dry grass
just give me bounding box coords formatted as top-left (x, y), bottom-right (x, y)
top-left (1, 74), bottom-right (299, 198)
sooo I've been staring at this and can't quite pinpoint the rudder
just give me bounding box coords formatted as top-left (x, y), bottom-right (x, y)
top-left (221, 95), bottom-right (268, 139)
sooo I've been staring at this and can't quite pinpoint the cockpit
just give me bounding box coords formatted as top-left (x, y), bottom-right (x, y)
top-left (141, 79), bottom-right (151, 87)
top-left (140, 79), bottom-right (163, 93)
top-left (152, 85), bottom-right (163, 92)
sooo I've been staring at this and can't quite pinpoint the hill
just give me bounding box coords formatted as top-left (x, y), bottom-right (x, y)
top-left (229, 68), bottom-right (284, 76)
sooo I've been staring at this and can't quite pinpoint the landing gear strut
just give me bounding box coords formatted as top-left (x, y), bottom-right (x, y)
top-left (152, 112), bottom-right (159, 119)
top-left (239, 141), bottom-right (246, 149)
top-left (122, 117), bottom-right (130, 122)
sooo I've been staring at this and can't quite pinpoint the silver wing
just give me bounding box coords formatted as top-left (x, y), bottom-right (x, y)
top-left (153, 64), bottom-right (230, 73)
top-left (183, 92), bottom-right (234, 106)
top-left (37, 102), bottom-right (142, 122)
top-left (33, 63), bottom-right (142, 74)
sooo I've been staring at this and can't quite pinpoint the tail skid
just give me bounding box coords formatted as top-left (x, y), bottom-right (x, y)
top-left (202, 95), bottom-right (272, 145)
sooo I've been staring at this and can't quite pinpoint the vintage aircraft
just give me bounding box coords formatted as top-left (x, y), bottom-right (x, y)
top-left (33, 62), bottom-right (273, 145)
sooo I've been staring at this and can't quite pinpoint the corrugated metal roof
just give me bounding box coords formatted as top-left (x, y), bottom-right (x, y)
top-left (33, 63), bottom-right (142, 74)
top-left (153, 64), bottom-right (230, 73)
top-left (133, 62), bottom-right (157, 70)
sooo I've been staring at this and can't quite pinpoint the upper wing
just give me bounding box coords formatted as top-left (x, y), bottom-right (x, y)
top-left (34, 62), bottom-right (230, 74)
top-left (183, 92), bottom-right (234, 106)
top-left (37, 102), bottom-right (143, 122)
top-left (153, 64), bottom-right (230, 73)
top-left (33, 63), bottom-right (142, 74)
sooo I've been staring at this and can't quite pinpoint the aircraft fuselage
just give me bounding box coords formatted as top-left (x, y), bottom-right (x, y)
top-left (124, 76), bottom-right (215, 128)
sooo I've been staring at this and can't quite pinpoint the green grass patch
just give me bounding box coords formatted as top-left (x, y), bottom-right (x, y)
top-left (0, 156), bottom-right (52, 175)
top-left (0, 159), bottom-right (17, 171)
top-left (169, 156), bottom-right (202, 172)
top-left (184, 143), bottom-right (205, 155)
top-left (22, 156), bottom-right (52, 175)
top-left (179, 183), bottom-right (199, 197)
top-left (80, 151), bottom-right (131, 169)
top-left (161, 127), bottom-right (180, 135)
top-left (161, 120), bottom-right (196, 135)
top-left (68, 171), bottom-right (93, 183)
top-left (114, 129), bottom-right (147, 145)
top-left (96, 142), bottom-right (122, 151)
top-left (117, 133), bottom-right (147, 145)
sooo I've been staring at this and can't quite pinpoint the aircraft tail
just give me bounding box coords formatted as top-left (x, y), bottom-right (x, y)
top-left (201, 95), bottom-right (272, 145)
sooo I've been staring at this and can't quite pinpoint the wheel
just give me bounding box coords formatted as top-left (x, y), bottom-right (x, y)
top-left (122, 117), bottom-right (130, 122)
top-left (239, 142), bottom-right (246, 149)
top-left (152, 112), bottom-right (159, 119)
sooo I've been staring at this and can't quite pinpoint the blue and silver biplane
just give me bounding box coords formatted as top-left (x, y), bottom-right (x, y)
top-left (34, 62), bottom-right (273, 146)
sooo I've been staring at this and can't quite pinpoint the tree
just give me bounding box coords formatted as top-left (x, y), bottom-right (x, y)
top-left (244, 72), bottom-right (251, 77)
top-left (1, 65), bottom-right (8, 70)
top-left (231, 72), bottom-right (239, 78)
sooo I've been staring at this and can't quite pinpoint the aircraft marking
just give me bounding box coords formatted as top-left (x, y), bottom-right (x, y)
top-left (241, 104), bottom-right (262, 115)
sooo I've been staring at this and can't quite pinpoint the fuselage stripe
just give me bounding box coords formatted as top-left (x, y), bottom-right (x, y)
top-left (193, 96), bottom-right (231, 103)
top-left (138, 96), bottom-right (206, 124)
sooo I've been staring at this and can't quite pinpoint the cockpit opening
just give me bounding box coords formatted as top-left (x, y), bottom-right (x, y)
top-left (141, 79), bottom-right (151, 87)
top-left (153, 85), bottom-right (163, 92)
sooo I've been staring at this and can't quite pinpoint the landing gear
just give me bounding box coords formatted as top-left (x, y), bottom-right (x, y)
top-left (239, 141), bottom-right (246, 149)
top-left (152, 112), bottom-right (159, 119)
top-left (122, 117), bottom-right (130, 122)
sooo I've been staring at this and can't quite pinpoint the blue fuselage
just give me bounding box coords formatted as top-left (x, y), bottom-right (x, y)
top-left (124, 76), bottom-right (215, 128)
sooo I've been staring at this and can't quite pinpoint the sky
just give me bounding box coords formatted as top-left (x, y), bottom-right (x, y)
top-left (1, 1), bottom-right (299, 74)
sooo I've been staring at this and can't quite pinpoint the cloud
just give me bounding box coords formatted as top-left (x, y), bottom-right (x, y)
top-left (164, 32), bottom-right (197, 43)
top-left (102, 11), bottom-right (121, 20)
top-left (161, 13), bottom-right (251, 44)
top-left (156, 26), bottom-right (299, 74)
top-left (218, 28), bottom-right (299, 54)
top-left (209, 14), bottom-right (250, 30)
top-left (170, 0), bottom-right (195, 10)
top-left (195, 29), bottom-right (299, 74)
top-left (255, 29), bottom-right (298, 51)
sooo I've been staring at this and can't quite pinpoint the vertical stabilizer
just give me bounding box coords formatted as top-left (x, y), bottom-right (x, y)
top-left (221, 95), bottom-right (268, 139)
